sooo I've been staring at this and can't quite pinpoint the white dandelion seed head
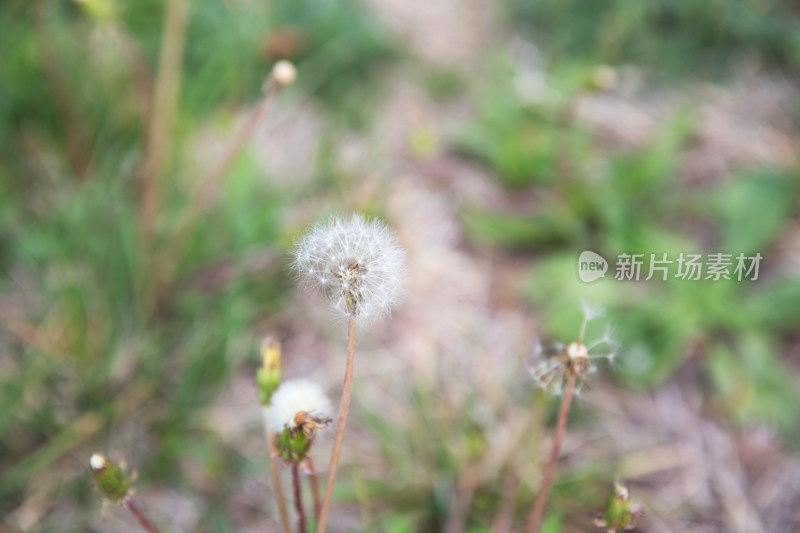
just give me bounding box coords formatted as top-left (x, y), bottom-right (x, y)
top-left (269, 379), bottom-right (332, 434)
top-left (292, 214), bottom-right (406, 326)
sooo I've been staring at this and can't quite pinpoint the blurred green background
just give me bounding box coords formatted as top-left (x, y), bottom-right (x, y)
top-left (2, 0), bottom-right (799, 531)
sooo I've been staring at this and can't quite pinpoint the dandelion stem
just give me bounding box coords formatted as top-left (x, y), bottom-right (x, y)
top-left (265, 414), bottom-right (293, 533)
top-left (124, 498), bottom-right (161, 533)
top-left (525, 371), bottom-right (576, 533)
top-left (292, 463), bottom-right (307, 533)
top-left (307, 456), bottom-right (322, 522)
top-left (317, 317), bottom-right (356, 532)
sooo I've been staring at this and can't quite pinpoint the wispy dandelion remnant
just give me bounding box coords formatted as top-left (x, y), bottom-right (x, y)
top-left (526, 307), bottom-right (617, 533)
top-left (292, 214), bottom-right (406, 326)
top-left (529, 310), bottom-right (617, 396)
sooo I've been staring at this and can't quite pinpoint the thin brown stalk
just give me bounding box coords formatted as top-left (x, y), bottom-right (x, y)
top-left (292, 463), bottom-right (307, 533)
top-left (138, 0), bottom-right (190, 298)
top-left (316, 317), bottom-right (357, 533)
top-left (265, 416), bottom-right (293, 533)
top-left (307, 456), bottom-right (322, 522)
top-left (154, 79), bottom-right (282, 297)
top-left (525, 371), bottom-right (576, 533)
top-left (124, 498), bottom-right (161, 533)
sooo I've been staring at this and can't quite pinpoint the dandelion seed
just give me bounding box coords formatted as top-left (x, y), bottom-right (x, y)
top-left (292, 214), bottom-right (406, 326)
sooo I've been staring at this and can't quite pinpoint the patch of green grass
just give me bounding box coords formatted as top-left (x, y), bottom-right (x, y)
top-left (506, 0), bottom-right (800, 80)
top-left (0, 0), bottom-right (394, 523)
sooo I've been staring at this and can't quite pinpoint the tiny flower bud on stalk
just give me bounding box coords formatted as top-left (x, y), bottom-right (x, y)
top-left (526, 307), bottom-right (617, 533)
top-left (256, 338), bottom-right (292, 533)
top-left (89, 454), bottom-right (161, 533)
top-left (89, 453), bottom-right (130, 502)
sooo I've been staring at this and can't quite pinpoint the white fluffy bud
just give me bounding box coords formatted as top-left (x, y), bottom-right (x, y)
top-left (269, 379), bottom-right (331, 434)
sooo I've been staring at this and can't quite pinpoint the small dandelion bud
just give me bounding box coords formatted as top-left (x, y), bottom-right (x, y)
top-left (257, 337), bottom-right (282, 406)
top-left (89, 453), bottom-right (131, 502)
top-left (593, 482), bottom-right (643, 532)
top-left (271, 60), bottom-right (297, 87)
top-left (270, 379), bottom-right (332, 463)
top-left (292, 214), bottom-right (406, 326)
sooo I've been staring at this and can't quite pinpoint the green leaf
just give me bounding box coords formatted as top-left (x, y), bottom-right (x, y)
top-left (717, 171), bottom-right (796, 254)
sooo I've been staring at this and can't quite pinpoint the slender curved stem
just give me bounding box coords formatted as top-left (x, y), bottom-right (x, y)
top-left (292, 463), bottom-right (307, 533)
top-left (525, 371), bottom-right (576, 533)
top-left (124, 498), bottom-right (161, 533)
top-left (316, 317), bottom-right (356, 532)
top-left (307, 456), bottom-right (322, 521)
top-left (265, 414), bottom-right (293, 533)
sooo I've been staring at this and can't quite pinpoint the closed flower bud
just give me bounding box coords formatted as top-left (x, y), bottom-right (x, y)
top-left (89, 453), bottom-right (131, 502)
top-left (257, 337), bottom-right (282, 406)
top-left (594, 482), bottom-right (643, 532)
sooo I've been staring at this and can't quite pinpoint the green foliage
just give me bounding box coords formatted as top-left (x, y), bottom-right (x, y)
top-left (716, 170), bottom-right (797, 254)
top-left (461, 63), bottom-right (800, 436)
top-left (0, 0), bottom-right (398, 516)
top-left (506, 0), bottom-right (800, 79)
top-left (540, 513), bottom-right (563, 533)
top-left (707, 336), bottom-right (799, 430)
